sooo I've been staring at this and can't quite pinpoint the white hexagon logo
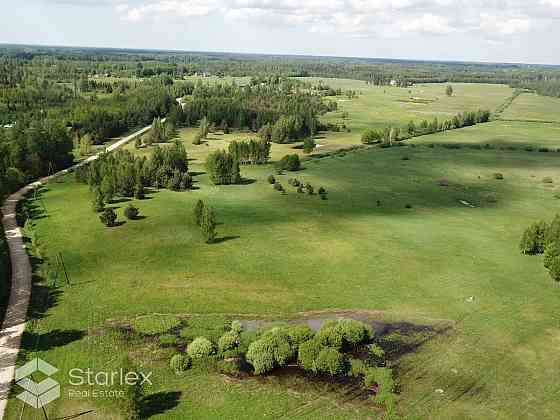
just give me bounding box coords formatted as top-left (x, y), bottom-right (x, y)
top-left (15, 358), bottom-right (60, 409)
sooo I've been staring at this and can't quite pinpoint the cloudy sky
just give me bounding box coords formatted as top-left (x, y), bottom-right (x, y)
top-left (2, 0), bottom-right (560, 64)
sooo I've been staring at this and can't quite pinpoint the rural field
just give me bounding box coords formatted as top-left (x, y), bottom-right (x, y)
top-left (8, 87), bottom-right (560, 418)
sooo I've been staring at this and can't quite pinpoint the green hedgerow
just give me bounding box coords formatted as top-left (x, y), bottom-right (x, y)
top-left (187, 337), bottom-right (215, 359)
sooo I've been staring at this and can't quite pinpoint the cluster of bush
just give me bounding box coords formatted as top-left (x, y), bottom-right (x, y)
top-left (98, 203), bottom-right (140, 227)
top-left (193, 200), bottom-right (217, 243)
top-left (205, 150), bottom-right (241, 185)
top-left (168, 319), bottom-right (397, 413)
top-left (520, 215), bottom-right (560, 281)
top-left (267, 175), bottom-right (328, 200)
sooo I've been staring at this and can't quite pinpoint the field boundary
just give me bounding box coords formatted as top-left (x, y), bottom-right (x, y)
top-left (0, 121), bottom-right (159, 419)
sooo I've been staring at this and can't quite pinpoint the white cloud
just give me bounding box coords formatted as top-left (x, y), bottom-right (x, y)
top-left (110, 0), bottom-right (556, 40)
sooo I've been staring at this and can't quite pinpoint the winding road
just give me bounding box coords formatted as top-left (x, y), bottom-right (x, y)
top-left (0, 121), bottom-right (159, 418)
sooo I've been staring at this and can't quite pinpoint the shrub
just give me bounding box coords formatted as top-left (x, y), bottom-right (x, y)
top-left (284, 325), bottom-right (314, 348)
top-left (349, 358), bottom-right (367, 378)
top-left (546, 215), bottom-right (560, 246)
top-left (318, 187), bottom-right (327, 196)
top-left (303, 137), bottom-right (316, 154)
top-left (218, 331), bottom-right (240, 356)
top-left (124, 204), bottom-right (139, 220)
top-left (278, 154), bottom-right (301, 171)
top-left (231, 320), bottom-right (243, 334)
top-left (314, 347), bottom-right (347, 376)
top-left (187, 337), bottom-right (215, 359)
top-left (246, 328), bottom-right (294, 374)
top-left (367, 344), bottom-right (385, 367)
top-left (170, 354), bottom-right (191, 373)
top-left (99, 208), bottom-right (117, 227)
top-left (267, 174), bottom-right (276, 184)
top-left (298, 339), bottom-right (323, 372)
top-left (405, 204), bottom-right (412, 209)
top-left (305, 183), bottom-right (314, 195)
top-left (544, 241), bottom-right (560, 269)
top-left (542, 177), bottom-right (554, 184)
top-left (217, 358), bottom-right (242, 377)
top-left (246, 339), bottom-right (276, 375)
top-left (194, 200), bottom-right (205, 227)
top-left (315, 319), bottom-right (372, 350)
top-left (547, 256), bottom-right (560, 281)
top-left (297, 186), bottom-right (304, 194)
top-left (493, 173), bottom-right (504, 180)
top-left (273, 182), bottom-right (285, 193)
top-left (363, 367), bottom-right (396, 411)
top-left (520, 221), bottom-right (548, 254)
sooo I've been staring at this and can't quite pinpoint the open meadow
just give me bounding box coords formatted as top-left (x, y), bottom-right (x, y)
top-left (8, 117), bottom-right (560, 418)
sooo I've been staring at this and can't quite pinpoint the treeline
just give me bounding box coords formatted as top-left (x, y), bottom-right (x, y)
top-left (361, 109), bottom-right (491, 145)
top-left (228, 139), bottom-right (271, 165)
top-left (172, 81), bottom-right (333, 143)
top-left (511, 79), bottom-right (560, 98)
top-left (3, 46), bottom-right (560, 94)
top-left (0, 120), bottom-right (74, 197)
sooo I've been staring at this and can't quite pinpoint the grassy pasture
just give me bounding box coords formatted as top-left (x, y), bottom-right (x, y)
top-left (500, 92), bottom-right (560, 123)
top-left (297, 78), bottom-right (513, 133)
top-left (410, 120), bottom-right (560, 149)
top-left (8, 122), bottom-right (560, 418)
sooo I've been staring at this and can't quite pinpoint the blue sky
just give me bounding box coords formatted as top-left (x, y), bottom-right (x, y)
top-left (2, 0), bottom-right (559, 64)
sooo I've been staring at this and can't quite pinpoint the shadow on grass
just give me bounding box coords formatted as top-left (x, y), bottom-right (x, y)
top-left (212, 235), bottom-right (240, 244)
top-left (189, 171), bottom-right (206, 177)
top-left (21, 329), bottom-right (85, 352)
top-left (140, 391), bottom-right (182, 418)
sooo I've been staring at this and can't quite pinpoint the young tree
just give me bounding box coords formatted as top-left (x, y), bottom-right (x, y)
top-left (303, 137), bottom-right (316, 154)
top-left (446, 85), bottom-right (454, 97)
top-left (201, 206), bottom-right (217, 243)
top-left (134, 181), bottom-right (145, 200)
top-left (99, 208), bottom-right (117, 227)
top-left (124, 204), bottom-right (139, 220)
top-left (194, 199), bottom-right (205, 226)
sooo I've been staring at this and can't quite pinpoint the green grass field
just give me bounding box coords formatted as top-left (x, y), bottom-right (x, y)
top-left (500, 92), bottom-right (560, 123)
top-left (8, 115), bottom-right (560, 418)
top-left (410, 120), bottom-right (560, 149)
top-left (8, 76), bottom-right (560, 419)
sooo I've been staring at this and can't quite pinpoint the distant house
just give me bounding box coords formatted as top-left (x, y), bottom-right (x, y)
top-left (390, 80), bottom-right (398, 87)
